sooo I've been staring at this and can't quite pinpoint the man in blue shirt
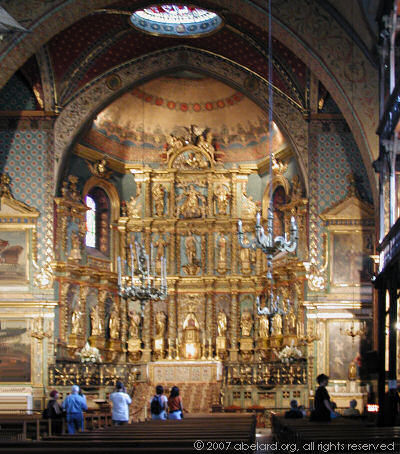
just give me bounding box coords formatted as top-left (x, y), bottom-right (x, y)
top-left (62, 385), bottom-right (88, 434)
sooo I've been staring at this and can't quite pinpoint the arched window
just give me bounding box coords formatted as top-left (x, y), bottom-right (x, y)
top-left (85, 187), bottom-right (110, 256)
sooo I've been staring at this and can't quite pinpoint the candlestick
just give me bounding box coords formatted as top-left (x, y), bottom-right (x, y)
top-left (130, 244), bottom-right (134, 282)
top-left (117, 256), bottom-right (122, 287)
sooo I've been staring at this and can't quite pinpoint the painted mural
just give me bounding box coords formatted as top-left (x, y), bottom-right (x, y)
top-left (0, 230), bottom-right (27, 283)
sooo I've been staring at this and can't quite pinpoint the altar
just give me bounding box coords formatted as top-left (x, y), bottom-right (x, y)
top-left (148, 360), bottom-right (223, 384)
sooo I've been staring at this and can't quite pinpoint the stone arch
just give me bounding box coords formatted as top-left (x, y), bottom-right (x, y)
top-left (54, 46), bottom-right (309, 194)
top-left (0, 0), bottom-right (378, 205)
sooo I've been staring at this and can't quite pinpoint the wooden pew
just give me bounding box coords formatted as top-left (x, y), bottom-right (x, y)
top-left (0, 414), bottom-right (256, 453)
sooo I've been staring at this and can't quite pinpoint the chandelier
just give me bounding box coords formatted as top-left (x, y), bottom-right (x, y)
top-left (117, 242), bottom-right (168, 311)
top-left (237, 0), bottom-right (298, 316)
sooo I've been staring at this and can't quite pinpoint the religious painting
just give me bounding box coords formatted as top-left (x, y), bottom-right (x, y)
top-left (0, 230), bottom-right (28, 283)
top-left (328, 320), bottom-right (371, 380)
top-left (331, 231), bottom-right (373, 285)
top-left (0, 319), bottom-right (31, 382)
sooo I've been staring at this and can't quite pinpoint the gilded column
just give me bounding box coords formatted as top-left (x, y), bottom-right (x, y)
top-left (204, 278), bottom-right (215, 339)
top-left (142, 298), bottom-right (152, 362)
top-left (231, 222), bottom-right (238, 275)
top-left (143, 171), bottom-right (151, 218)
top-left (207, 175), bottom-right (213, 218)
top-left (229, 279), bottom-right (239, 361)
top-left (80, 285), bottom-right (90, 341)
top-left (207, 230), bottom-right (214, 276)
top-left (231, 174), bottom-right (239, 218)
top-left (59, 281), bottom-right (69, 343)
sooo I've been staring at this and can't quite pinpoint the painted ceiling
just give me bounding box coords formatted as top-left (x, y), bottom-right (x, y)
top-left (86, 75), bottom-right (287, 165)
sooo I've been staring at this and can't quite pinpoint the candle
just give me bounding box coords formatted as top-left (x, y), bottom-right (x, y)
top-left (135, 241), bottom-right (141, 271)
top-left (150, 243), bottom-right (154, 274)
top-left (145, 253), bottom-right (150, 286)
top-left (256, 212), bottom-right (261, 226)
top-left (163, 256), bottom-right (167, 286)
top-left (237, 219), bottom-right (243, 234)
top-left (117, 256), bottom-right (122, 287)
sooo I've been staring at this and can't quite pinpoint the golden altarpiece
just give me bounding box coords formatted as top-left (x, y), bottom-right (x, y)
top-left (48, 132), bottom-right (311, 413)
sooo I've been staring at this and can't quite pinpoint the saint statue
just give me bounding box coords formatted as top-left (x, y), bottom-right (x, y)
top-left (271, 313), bottom-right (283, 336)
top-left (176, 184), bottom-right (206, 218)
top-left (90, 305), bottom-right (102, 337)
top-left (126, 183), bottom-right (142, 219)
top-left (183, 310), bottom-right (200, 330)
top-left (241, 183), bottom-right (258, 218)
top-left (214, 184), bottom-right (230, 215)
top-left (184, 232), bottom-right (197, 265)
top-left (240, 310), bottom-right (253, 337)
top-left (109, 305), bottom-right (120, 340)
top-left (259, 315), bottom-right (269, 339)
top-left (71, 299), bottom-right (83, 335)
top-left (155, 311), bottom-right (166, 338)
top-left (152, 183), bottom-right (166, 217)
top-left (154, 237), bottom-right (169, 274)
top-left (217, 310), bottom-right (227, 337)
top-left (285, 307), bottom-right (297, 335)
top-left (128, 311), bottom-right (141, 339)
top-left (239, 235), bottom-right (254, 274)
top-left (217, 234), bottom-right (227, 269)
top-left (69, 232), bottom-right (81, 261)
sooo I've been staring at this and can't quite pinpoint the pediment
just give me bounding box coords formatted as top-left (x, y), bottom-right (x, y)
top-left (0, 195), bottom-right (39, 218)
top-left (320, 195), bottom-right (374, 221)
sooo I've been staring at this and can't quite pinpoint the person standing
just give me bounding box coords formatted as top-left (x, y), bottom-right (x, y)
top-left (168, 386), bottom-right (184, 420)
top-left (310, 374), bottom-right (335, 422)
top-left (110, 381), bottom-right (132, 425)
top-left (44, 390), bottom-right (64, 434)
top-left (150, 385), bottom-right (167, 420)
top-left (62, 385), bottom-right (88, 434)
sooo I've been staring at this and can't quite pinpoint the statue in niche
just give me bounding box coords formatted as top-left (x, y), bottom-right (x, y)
top-left (152, 183), bottom-right (166, 217)
top-left (154, 237), bottom-right (169, 275)
top-left (285, 306), bottom-right (297, 335)
top-left (90, 305), bottom-right (103, 337)
top-left (239, 235), bottom-right (255, 275)
top-left (128, 311), bottom-right (141, 339)
top-left (271, 312), bottom-right (283, 336)
top-left (176, 183), bottom-right (206, 218)
top-left (126, 183), bottom-right (142, 219)
top-left (69, 232), bottom-right (81, 261)
top-left (217, 310), bottom-right (227, 337)
top-left (184, 231), bottom-right (198, 265)
top-left (241, 183), bottom-right (258, 217)
top-left (241, 310), bottom-right (253, 337)
top-left (155, 311), bottom-right (166, 338)
top-left (109, 305), bottom-right (120, 340)
top-left (259, 315), bottom-right (269, 339)
top-left (214, 183), bottom-right (230, 215)
top-left (182, 307), bottom-right (201, 359)
top-left (217, 234), bottom-right (227, 271)
top-left (71, 299), bottom-right (83, 335)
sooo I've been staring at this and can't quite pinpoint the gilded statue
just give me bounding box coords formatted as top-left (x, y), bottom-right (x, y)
top-left (271, 313), bottom-right (283, 336)
top-left (217, 310), bottom-right (227, 337)
top-left (109, 305), bottom-right (120, 340)
top-left (184, 232), bottom-right (198, 265)
top-left (241, 183), bottom-right (258, 217)
top-left (166, 134), bottom-right (184, 156)
top-left (217, 234), bottom-right (227, 269)
top-left (155, 311), bottom-right (166, 338)
top-left (176, 184), bottom-right (206, 218)
top-left (71, 299), bottom-right (83, 335)
top-left (197, 131), bottom-right (215, 157)
top-left (69, 232), bottom-right (81, 261)
top-left (86, 158), bottom-right (111, 179)
top-left (177, 151), bottom-right (209, 169)
top-left (285, 307), bottom-right (297, 335)
top-left (90, 305), bottom-right (102, 337)
top-left (126, 184), bottom-right (142, 219)
top-left (214, 184), bottom-right (230, 215)
top-left (128, 310), bottom-right (141, 339)
top-left (152, 183), bottom-right (166, 217)
top-left (154, 237), bottom-right (169, 274)
top-left (240, 310), bottom-right (253, 337)
top-left (259, 315), bottom-right (269, 339)
top-left (239, 235), bottom-right (255, 274)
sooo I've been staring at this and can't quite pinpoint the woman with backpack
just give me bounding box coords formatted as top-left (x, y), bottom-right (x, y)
top-left (150, 385), bottom-right (168, 420)
top-left (168, 386), bottom-right (184, 420)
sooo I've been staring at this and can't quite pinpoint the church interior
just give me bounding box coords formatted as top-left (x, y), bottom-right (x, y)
top-left (0, 0), bottom-right (397, 426)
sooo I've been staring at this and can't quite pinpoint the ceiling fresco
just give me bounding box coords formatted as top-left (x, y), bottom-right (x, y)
top-left (85, 75), bottom-right (288, 165)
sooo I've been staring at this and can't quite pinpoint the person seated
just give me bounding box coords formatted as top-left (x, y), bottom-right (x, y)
top-left (343, 399), bottom-right (361, 417)
top-left (330, 401), bottom-right (340, 419)
top-left (168, 386), bottom-right (184, 420)
top-left (298, 405), bottom-right (307, 417)
top-left (284, 399), bottom-right (303, 419)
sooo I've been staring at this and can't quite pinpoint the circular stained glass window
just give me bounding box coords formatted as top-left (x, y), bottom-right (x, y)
top-left (130, 4), bottom-right (223, 37)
